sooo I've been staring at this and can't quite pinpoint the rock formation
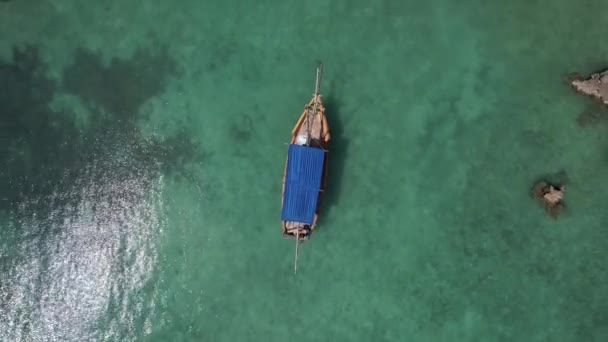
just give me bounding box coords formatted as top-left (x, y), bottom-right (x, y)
top-left (532, 181), bottom-right (565, 218)
top-left (571, 70), bottom-right (608, 105)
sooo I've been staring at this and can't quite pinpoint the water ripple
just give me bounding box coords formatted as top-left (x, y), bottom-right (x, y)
top-left (0, 155), bottom-right (164, 341)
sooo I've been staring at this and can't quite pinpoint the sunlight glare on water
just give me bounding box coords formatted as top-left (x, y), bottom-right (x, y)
top-left (0, 152), bottom-right (164, 341)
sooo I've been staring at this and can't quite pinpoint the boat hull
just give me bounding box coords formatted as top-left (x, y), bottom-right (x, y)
top-left (281, 95), bottom-right (330, 240)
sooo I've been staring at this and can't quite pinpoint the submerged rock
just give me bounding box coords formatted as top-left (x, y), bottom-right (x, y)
top-left (576, 107), bottom-right (608, 127)
top-left (571, 70), bottom-right (608, 105)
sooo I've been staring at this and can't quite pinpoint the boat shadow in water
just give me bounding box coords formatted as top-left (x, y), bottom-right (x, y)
top-left (321, 95), bottom-right (348, 219)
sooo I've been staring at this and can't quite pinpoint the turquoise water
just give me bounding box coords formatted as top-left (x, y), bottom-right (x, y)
top-left (1, 1), bottom-right (608, 341)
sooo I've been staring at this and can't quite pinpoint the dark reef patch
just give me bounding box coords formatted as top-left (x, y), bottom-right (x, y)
top-left (62, 47), bottom-right (179, 118)
top-left (0, 44), bottom-right (204, 217)
top-left (229, 114), bottom-right (254, 144)
top-left (1, 46), bottom-right (81, 213)
top-left (577, 105), bottom-right (608, 127)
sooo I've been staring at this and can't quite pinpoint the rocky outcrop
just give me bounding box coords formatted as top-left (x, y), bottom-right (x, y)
top-left (532, 181), bottom-right (565, 218)
top-left (571, 70), bottom-right (608, 105)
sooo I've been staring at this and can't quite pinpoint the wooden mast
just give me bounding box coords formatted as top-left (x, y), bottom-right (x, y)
top-left (306, 63), bottom-right (323, 145)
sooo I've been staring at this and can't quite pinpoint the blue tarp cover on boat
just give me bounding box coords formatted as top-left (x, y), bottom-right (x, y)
top-left (281, 144), bottom-right (325, 224)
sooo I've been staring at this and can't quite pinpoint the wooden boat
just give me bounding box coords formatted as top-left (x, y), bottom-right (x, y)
top-left (280, 63), bottom-right (330, 271)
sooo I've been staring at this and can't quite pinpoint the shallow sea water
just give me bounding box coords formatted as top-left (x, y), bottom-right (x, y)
top-left (1, 1), bottom-right (608, 341)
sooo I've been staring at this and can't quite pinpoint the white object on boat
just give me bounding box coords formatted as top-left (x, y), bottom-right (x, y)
top-left (296, 134), bottom-right (308, 145)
